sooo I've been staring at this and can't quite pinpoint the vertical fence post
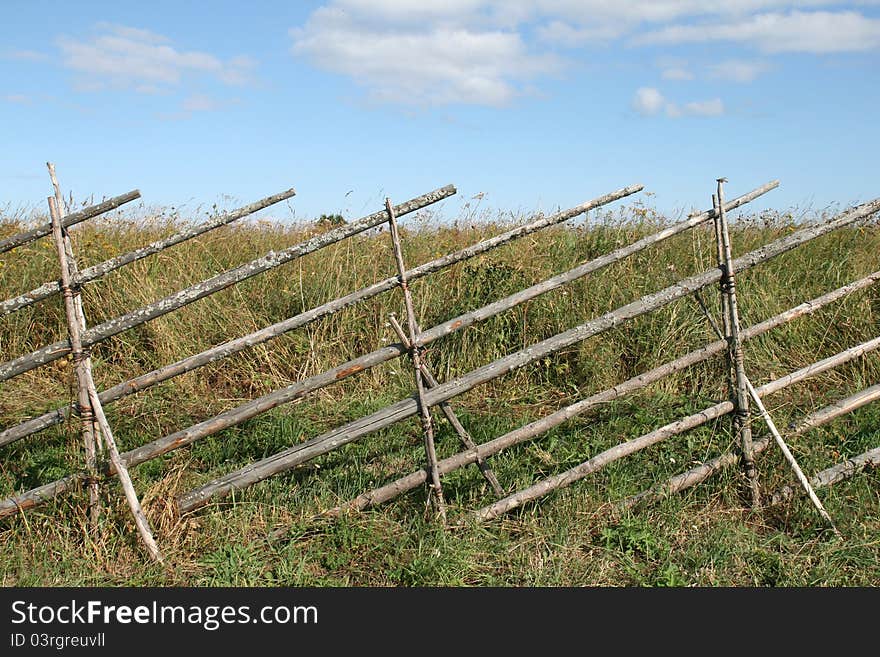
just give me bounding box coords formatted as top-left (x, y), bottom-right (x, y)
top-left (711, 194), bottom-right (736, 400)
top-left (46, 163), bottom-right (102, 529)
top-left (47, 165), bottom-right (164, 563)
top-left (715, 178), bottom-right (761, 510)
top-left (689, 196), bottom-right (839, 533)
top-left (384, 198), bottom-right (447, 521)
top-left (712, 195), bottom-right (732, 339)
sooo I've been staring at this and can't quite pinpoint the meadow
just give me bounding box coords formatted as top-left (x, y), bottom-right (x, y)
top-left (1, 196), bottom-right (878, 586)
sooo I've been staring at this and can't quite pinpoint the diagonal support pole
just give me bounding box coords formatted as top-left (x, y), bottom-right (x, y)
top-left (384, 198), bottom-right (447, 521)
top-left (743, 378), bottom-right (841, 536)
top-left (388, 314), bottom-right (505, 497)
top-left (715, 177), bottom-right (762, 510)
top-left (48, 164), bottom-right (164, 563)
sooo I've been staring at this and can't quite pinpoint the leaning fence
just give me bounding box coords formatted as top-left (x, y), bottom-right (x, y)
top-left (1, 167), bottom-right (878, 563)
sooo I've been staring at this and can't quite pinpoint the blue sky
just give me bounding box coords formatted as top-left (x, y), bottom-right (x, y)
top-left (2, 1), bottom-right (879, 224)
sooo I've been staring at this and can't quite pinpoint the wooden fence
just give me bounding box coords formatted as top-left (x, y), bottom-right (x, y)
top-left (1, 168), bottom-right (878, 562)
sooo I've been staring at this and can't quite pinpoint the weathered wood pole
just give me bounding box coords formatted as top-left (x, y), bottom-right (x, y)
top-left (331, 272), bottom-right (880, 516)
top-left (799, 445), bottom-right (880, 494)
top-left (0, 183), bottom-right (646, 447)
top-left (1, 187), bottom-right (297, 317)
top-left (791, 383), bottom-right (880, 436)
top-left (770, 395), bottom-right (880, 500)
top-left (48, 190), bottom-right (163, 563)
top-left (0, 190), bottom-right (140, 254)
top-left (46, 178), bottom-right (101, 527)
top-left (743, 378), bottom-right (840, 535)
top-left (83, 368), bottom-right (164, 562)
top-left (712, 193), bottom-right (735, 392)
top-left (389, 314), bottom-right (505, 496)
top-left (0, 185), bottom-right (457, 383)
top-left (385, 197), bottom-right (447, 520)
top-left (715, 178), bottom-right (761, 509)
top-left (712, 194), bottom-right (732, 339)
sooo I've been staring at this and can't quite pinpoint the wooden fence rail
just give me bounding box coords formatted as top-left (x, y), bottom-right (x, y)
top-left (0, 190), bottom-right (141, 254)
top-left (0, 188), bottom-right (297, 316)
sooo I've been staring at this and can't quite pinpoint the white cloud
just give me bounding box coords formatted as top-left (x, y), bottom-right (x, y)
top-left (292, 2), bottom-right (880, 48)
top-left (93, 23), bottom-right (170, 44)
top-left (363, 1), bottom-right (860, 27)
top-left (708, 59), bottom-right (770, 82)
top-left (632, 87), bottom-right (725, 117)
top-left (288, 3), bottom-right (880, 108)
top-left (662, 67), bottom-right (694, 80)
top-left (632, 87), bottom-right (667, 116)
top-left (290, 6), bottom-right (560, 106)
top-left (535, 20), bottom-right (625, 46)
top-left (3, 49), bottom-right (49, 62)
top-left (334, 0), bottom-right (487, 23)
top-left (637, 10), bottom-right (880, 53)
top-left (683, 98), bottom-right (725, 116)
top-left (57, 23), bottom-right (256, 92)
top-left (503, 1), bottom-right (865, 37)
top-left (182, 93), bottom-right (222, 112)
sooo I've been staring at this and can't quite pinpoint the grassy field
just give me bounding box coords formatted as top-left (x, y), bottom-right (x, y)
top-left (1, 197), bottom-right (878, 586)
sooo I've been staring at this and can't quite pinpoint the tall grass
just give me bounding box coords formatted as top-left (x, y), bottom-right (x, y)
top-left (1, 200), bottom-right (878, 586)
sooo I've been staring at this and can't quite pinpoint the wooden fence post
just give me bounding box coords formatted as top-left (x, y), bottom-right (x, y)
top-left (46, 166), bottom-right (101, 529)
top-left (712, 193), bottom-right (735, 394)
top-left (687, 204), bottom-right (839, 533)
top-left (385, 198), bottom-right (447, 521)
top-left (47, 164), bottom-right (164, 564)
top-left (715, 178), bottom-right (761, 509)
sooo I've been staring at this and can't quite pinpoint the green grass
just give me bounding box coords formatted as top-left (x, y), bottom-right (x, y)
top-left (0, 200), bottom-right (878, 586)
